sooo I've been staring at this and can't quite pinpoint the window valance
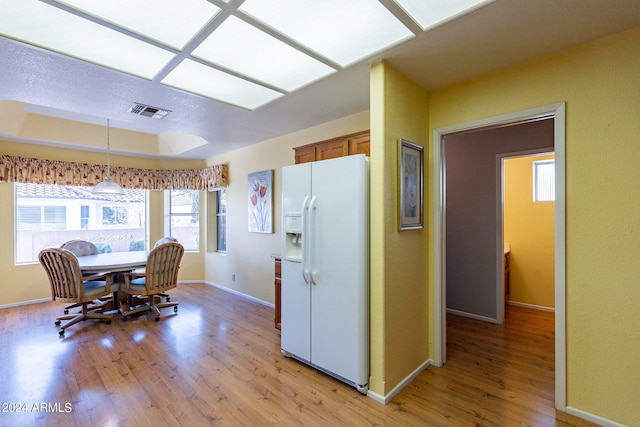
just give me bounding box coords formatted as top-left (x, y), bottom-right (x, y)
top-left (0, 154), bottom-right (228, 190)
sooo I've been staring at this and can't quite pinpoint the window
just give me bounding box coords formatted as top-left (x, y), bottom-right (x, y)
top-left (216, 189), bottom-right (227, 252)
top-left (534, 159), bottom-right (555, 202)
top-left (102, 206), bottom-right (129, 225)
top-left (80, 205), bottom-right (89, 229)
top-left (169, 190), bottom-right (200, 251)
top-left (15, 183), bottom-right (147, 264)
top-left (18, 206), bottom-right (43, 230)
top-left (17, 205), bottom-right (67, 231)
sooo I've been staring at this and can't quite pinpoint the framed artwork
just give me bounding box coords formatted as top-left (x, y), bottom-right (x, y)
top-left (248, 170), bottom-right (273, 233)
top-left (399, 139), bottom-right (423, 230)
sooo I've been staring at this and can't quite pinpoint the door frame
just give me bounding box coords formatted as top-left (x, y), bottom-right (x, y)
top-left (497, 148), bottom-right (555, 323)
top-left (431, 102), bottom-right (566, 410)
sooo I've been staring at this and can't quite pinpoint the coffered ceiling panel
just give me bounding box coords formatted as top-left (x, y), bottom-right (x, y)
top-left (1, 0), bottom-right (638, 158)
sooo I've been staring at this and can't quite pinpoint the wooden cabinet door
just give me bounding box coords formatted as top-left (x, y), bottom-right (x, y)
top-left (274, 258), bottom-right (282, 330)
top-left (294, 145), bottom-right (316, 164)
top-left (349, 132), bottom-right (370, 156)
top-left (293, 130), bottom-right (369, 164)
top-left (316, 139), bottom-right (348, 161)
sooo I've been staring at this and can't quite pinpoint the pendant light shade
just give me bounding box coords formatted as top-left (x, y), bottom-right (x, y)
top-left (93, 118), bottom-right (124, 196)
top-left (92, 175), bottom-right (124, 195)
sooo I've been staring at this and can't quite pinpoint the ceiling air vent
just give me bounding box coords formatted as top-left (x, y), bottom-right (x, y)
top-left (128, 102), bottom-right (171, 119)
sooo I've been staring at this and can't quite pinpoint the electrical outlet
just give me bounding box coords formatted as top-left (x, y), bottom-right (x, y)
top-left (231, 273), bottom-right (236, 282)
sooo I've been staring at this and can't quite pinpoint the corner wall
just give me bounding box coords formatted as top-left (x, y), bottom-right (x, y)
top-left (369, 61), bottom-right (429, 397)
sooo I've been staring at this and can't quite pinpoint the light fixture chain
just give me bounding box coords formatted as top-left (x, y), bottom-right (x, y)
top-left (106, 118), bottom-right (111, 176)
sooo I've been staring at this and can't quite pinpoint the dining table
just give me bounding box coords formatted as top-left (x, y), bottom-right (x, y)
top-left (77, 251), bottom-right (148, 311)
top-left (77, 250), bottom-right (148, 274)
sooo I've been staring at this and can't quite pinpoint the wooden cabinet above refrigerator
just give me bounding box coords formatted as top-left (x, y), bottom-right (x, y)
top-left (293, 130), bottom-right (369, 164)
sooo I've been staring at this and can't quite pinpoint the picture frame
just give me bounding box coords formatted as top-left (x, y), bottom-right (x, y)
top-left (248, 170), bottom-right (273, 233)
top-left (399, 139), bottom-right (423, 230)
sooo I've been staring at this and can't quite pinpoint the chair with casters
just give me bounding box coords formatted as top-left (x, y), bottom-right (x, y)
top-left (154, 236), bottom-right (178, 301)
top-left (38, 247), bottom-right (115, 336)
top-left (61, 239), bottom-right (100, 258)
top-left (121, 241), bottom-right (184, 322)
top-left (131, 236), bottom-right (179, 301)
top-left (59, 239), bottom-right (105, 314)
top-left (154, 236), bottom-right (178, 247)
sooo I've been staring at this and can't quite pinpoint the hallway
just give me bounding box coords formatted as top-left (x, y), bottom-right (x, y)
top-left (391, 305), bottom-right (596, 426)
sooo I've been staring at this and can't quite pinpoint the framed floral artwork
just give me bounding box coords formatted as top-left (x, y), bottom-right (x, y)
top-left (399, 139), bottom-right (423, 230)
top-left (248, 170), bottom-right (273, 233)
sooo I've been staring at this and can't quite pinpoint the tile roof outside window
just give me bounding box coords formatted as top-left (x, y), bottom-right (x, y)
top-left (16, 182), bottom-right (145, 203)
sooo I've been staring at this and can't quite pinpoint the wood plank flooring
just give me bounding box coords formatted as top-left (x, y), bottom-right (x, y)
top-left (0, 284), bottom-right (597, 426)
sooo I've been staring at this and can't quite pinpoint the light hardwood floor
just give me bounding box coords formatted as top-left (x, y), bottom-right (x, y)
top-left (0, 284), bottom-right (596, 426)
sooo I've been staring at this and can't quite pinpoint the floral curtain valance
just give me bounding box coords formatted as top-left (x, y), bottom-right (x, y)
top-left (0, 154), bottom-right (228, 191)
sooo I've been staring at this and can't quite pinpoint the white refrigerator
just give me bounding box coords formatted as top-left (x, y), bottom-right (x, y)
top-left (281, 154), bottom-right (369, 393)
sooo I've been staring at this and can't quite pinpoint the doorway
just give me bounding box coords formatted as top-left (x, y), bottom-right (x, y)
top-left (503, 152), bottom-right (556, 311)
top-left (432, 103), bottom-right (566, 410)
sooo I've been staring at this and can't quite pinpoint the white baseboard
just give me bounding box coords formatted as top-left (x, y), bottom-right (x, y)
top-left (0, 297), bottom-right (50, 310)
top-left (0, 282), bottom-right (271, 312)
top-left (203, 281), bottom-right (274, 308)
top-left (177, 280), bottom-right (202, 285)
top-left (366, 389), bottom-right (385, 404)
top-left (446, 302), bottom-right (555, 324)
top-left (566, 406), bottom-right (627, 427)
top-left (367, 359), bottom-right (432, 405)
top-left (446, 307), bottom-right (499, 323)
top-left (506, 300), bottom-right (555, 312)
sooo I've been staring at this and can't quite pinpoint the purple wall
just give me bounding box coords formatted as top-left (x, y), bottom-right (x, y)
top-left (445, 118), bottom-right (554, 320)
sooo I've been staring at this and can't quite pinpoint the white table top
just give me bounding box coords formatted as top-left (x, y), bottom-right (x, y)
top-left (77, 251), bottom-right (148, 273)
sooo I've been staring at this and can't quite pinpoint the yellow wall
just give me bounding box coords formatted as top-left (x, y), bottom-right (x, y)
top-left (428, 26), bottom-right (640, 425)
top-left (202, 111), bottom-right (370, 303)
top-left (370, 61), bottom-right (429, 396)
top-left (0, 140), bottom-right (205, 307)
top-left (2, 23), bottom-right (639, 425)
top-left (0, 102), bottom-right (206, 157)
top-left (503, 154), bottom-right (555, 308)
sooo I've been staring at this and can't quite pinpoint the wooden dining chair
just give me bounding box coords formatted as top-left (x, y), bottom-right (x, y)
top-left (154, 236), bottom-right (178, 247)
top-left (61, 239), bottom-right (100, 258)
top-left (38, 247), bottom-right (115, 336)
top-left (154, 236), bottom-right (178, 301)
top-left (130, 236), bottom-right (179, 301)
top-left (121, 241), bottom-right (184, 322)
top-left (60, 239), bottom-right (106, 314)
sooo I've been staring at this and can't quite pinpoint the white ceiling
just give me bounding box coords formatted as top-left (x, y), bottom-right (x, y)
top-left (1, 0), bottom-right (639, 159)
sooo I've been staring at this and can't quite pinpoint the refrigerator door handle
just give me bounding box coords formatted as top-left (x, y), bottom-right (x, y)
top-left (302, 196), bottom-right (311, 284)
top-left (309, 195), bottom-right (318, 285)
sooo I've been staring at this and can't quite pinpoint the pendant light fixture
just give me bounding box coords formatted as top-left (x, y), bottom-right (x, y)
top-left (92, 118), bottom-right (124, 196)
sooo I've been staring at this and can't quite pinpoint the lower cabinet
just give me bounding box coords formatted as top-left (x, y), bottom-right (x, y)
top-left (274, 256), bottom-right (281, 330)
